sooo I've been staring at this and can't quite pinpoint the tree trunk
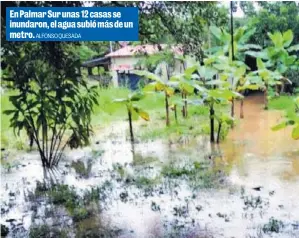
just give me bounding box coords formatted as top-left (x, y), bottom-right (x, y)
top-left (165, 91), bottom-right (170, 126)
top-left (231, 97), bottom-right (235, 118)
top-left (182, 92), bottom-right (186, 117)
top-left (275, 84), bottom-right (280, 96)
top-left (240, 99), bottom-right (244, 119)
top-left (184, 94), bottom-right (188, 118)
top-left (264, 86), bottom-right (268, 110)
top-left (280, 82), bottom-right (285, 94)
top-left (128, 109), bottom-right (134, 142)
top-left (208, 24), bottom-right (211, 55)
top-left (216, 122), bottom-right (222, 144)
top-left (174, 104), bottom-right (178, 124)
top-left (210, 105), bottom-right (215, 143)
top-left (27, 128), bottom-right (34, 149)
top-left (29, 135), bottom-right (34, 149)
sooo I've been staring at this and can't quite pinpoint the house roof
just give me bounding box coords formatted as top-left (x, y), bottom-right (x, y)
top-left (105, 44), bottom-right (183, 58)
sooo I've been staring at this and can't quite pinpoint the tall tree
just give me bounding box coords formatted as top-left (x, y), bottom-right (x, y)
top-left (1, 2), bottom-right (100, 168)
top-left (245, 2), bottom-right (299, 47)
top-left (93, 1), bottom-right (228, 61)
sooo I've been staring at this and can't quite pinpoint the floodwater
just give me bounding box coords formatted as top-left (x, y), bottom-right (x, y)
top-left (1, 93), bottom-right (299, 238)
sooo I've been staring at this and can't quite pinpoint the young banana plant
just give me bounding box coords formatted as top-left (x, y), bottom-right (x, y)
top-left (133, 70), bottom-right (178, 126)
top-left (170, 65), bottom-right (205, 118)
top-left (212, 55), bottom-right (250, 118)
top-left (247, 30), bottom-right (298, 75)
top-left (249, 58), bottom-right (283, 109)
top-left (236, 76), bottom-right (260, 118)
top-left (272, 97), bottom-right (299, 140)
top-left (246, 30), bottom-right (299, 95)
top-left (215, 113), bottom-right (234, 143)
top-left (113, 92), bottom-right (149, 143)
top-left (209, 25), bottom-right (261, 61)
top-left (202, 85), bottom-right (243, 143)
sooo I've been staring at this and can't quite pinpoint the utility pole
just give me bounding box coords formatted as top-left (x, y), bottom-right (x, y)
top-left (230, 1), bottom-right (235, 119)
top-left (230, 1), bottom-right (235, 62)
top-left (109, 41), bottom-right (113, 53)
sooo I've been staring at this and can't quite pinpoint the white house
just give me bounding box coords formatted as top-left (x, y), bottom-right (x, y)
top-left (104, 44), bottom-right (185, 89)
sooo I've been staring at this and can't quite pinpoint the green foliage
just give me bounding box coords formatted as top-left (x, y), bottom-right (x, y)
top-left (113, 91), bottom-right (150, 142)
top-left (245, 29), bottom-right (299, 108)
top-left (48, 184), bottom-right (79, 210)
top-left (72, 207), bottom-right (90, 222)
top-left (285, 67), bottom-right (299, 86)
top-left (272, 97), bottom-right (299, 140)
top-left (29, 224), bottom-right (51, 238)
top-left (68, 44), bottom-right (97, 62)
top-left (246, 29), bottom-right (298, 75)
top-left (29, 225), bottom-right (68, 238)
top-left (114, 92), bottom-right (150, 121)
top-left (2, 43), bottom-right (99, 167)
top-left (209, 25), bottom-right (260, 61)
top-left (133, 2), bottom-right (227, 60)
top-left (269, 95), bottom-right (297, 116)
top-left (134, 69), bottom-right (177, 126)
top-left (246, 2), bottom-right (299, 47)
top-left (136, 48), bottom-right (176, 73)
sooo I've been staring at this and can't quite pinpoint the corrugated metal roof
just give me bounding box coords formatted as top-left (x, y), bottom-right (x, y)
top-left (105, 44), bottom-right (183, 58)
top-left (82, 57), bottom-right (110, 67)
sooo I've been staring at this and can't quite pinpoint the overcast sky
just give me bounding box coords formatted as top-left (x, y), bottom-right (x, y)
top-left (221, 1), bottom-right (260, 18)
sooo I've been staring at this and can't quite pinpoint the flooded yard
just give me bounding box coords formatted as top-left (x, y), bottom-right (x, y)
top-left (1, 94), bottom-right (299, 238)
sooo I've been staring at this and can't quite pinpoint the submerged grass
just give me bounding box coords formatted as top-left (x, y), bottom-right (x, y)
top-left (134, 176), bottom-right (161, 187)
top-left (132, 154), bottom-right (159, 166)
top-left (161, 160), bottom-right (228, 189)
top-left (29, 224), bottom-right (68, 238)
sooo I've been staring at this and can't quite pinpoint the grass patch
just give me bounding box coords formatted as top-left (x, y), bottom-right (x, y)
top-left (1, 86), bottom-right (231, 149)
top-left (137, 103), bottom-right (230, 143)
top-left (1, 90), bottom-right (31, 150)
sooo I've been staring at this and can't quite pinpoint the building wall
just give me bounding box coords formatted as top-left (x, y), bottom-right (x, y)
top-left (109, 55), bottom-right (184, 87)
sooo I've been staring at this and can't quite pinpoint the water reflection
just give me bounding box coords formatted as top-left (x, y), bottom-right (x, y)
top-left (221, 93), bottom-right (299, 181)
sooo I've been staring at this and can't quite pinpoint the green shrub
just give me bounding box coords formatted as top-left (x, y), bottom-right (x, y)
top-left (48, 184), bottom-right (78, 210)
top-left (262, 217), bottom-right (284, 233)
top-left (29, 225), bottom-right (67, 238)
top-left (72, 207), bottom-right (90, 222)
top-left (29, 225), bottom-right (51, 238)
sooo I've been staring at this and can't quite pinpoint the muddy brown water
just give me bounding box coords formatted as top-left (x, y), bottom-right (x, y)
top-left (1, 93), bottom-right (299, 238)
